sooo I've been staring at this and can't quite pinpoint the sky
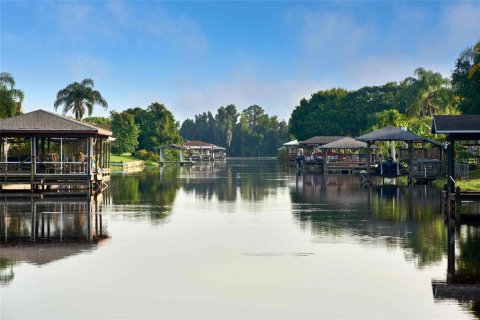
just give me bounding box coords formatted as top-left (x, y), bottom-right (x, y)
top-left (1, 1), bottom-right (479, 122)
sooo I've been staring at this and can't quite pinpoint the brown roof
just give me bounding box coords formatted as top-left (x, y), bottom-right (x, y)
top-left (299, 136), bottom-right (345, 146)
top-left (0, 109), bottom-right (112, 137)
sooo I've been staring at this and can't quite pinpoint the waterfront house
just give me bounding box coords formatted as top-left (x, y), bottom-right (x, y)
top-left (0, 109), bottom-right (113, 190)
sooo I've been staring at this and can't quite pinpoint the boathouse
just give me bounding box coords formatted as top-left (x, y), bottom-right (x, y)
top-left (316, 137), bottom-right (372, 173)
top-left (357, 126), bottom-right (443, 182)
top-left (432, 115), bottom-right (480, 190)
top-left (0, 110), bottom-right (113, 190)
top-left (158, 140), bottom-right (226, 165)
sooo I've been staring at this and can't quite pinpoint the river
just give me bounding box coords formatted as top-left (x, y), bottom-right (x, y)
top-left (1, 159), bottom-right (480, 319)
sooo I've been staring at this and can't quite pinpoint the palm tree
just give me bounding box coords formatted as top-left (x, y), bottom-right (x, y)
top-left (0, 72), bottom-right (24, 119)
top-left (467, 41), bottom-right (480, 79)
top-left (403, 68), bottom-right (457, 117)
top-left (54, 78), bottom-right (108, 120)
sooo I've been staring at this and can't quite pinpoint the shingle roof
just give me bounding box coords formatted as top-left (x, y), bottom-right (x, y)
top-left (432, 115), bottom-right (480, 133)
top-left (300, 136), bottom-right (345, 146)
top-left (356, 126), bottom-right (440, 146)
top-left (0, 109), bottom-right (112, 137)
top-left (317, 137), bottom-right (368, 149)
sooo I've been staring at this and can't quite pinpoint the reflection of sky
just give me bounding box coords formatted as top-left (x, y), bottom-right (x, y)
top-left (1, 166), bottom-right (475, 319)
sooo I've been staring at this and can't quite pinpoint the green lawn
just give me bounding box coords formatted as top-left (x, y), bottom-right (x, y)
top-left (434, 169), bottom-right (480, 191)
top-left (110, 154), bottom-right (140, 163)
top-left (110, 154), bottom-right (158, 167)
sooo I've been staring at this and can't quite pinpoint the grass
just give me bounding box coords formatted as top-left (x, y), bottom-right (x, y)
top-left (110, 154), bottom-right (140, 163)
top-left (110, 153), bottom-right (159, 167)
top-left (434, 169), bottom-right (480, 191)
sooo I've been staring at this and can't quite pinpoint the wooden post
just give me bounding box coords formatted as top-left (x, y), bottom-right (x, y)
top-left (408, 141), bottom-right (413, 184)
top-left (366, 141), bottom-right (371, 178)
top-left (159, 148), bottom-right (165, 163)
top-left (447, 137), bottom-right (455, 191)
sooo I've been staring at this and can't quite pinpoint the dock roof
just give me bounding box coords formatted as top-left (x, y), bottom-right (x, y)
top-left (0, 109), bottom-right (112, 137)
top-left (432, 115), bottom-right (480, 139)
top-left (356, 126), bottom-right (441, 146)
top-left (317, 137), bottom-right (368, 149)
top-left (300, 136), bottom-right (345, 146)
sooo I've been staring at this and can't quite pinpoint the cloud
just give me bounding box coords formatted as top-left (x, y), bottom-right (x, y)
top-left (171, 76), bottom-right (333, 122)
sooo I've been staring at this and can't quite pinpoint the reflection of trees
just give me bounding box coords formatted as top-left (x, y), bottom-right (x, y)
top-left (0, 257), bottom-right (15, 286)
top-left (110, 167), bottom-right (180, 221)
top-left (291, 173), bottom-right (447, 267)
top-left (179, 160), bottom-right (287, 202)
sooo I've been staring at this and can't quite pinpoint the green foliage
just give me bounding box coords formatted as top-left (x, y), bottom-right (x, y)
top-left (111, 111), bottom-right (139, 154)
top-left (289, 85), bottom-right (399, 140)
top-left (135, 149), bottom-right (149, 160)
top-left (181, 104), bottom-right (289, 157)
top-left (452, 41), bottom-right (480, 114)
top-left (83, 116), bottom-right (111, 125)
top-left (399, 68), bottom-right (458, 118)
top-left (125, 102), bottom-right (182, 151)
top-left (0, 72), bottom-right (24, 119)
top-left (54, 78), bottom-right (108, 120)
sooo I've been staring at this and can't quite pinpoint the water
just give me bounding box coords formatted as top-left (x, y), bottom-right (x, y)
top-left (1, 160), bottom-right (480, 319)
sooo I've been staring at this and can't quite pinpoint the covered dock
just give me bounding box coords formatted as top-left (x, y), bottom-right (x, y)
top-left (316, 137), bottom-right (373, 173)
top-left (0, 110), bottom-right (113, 191)
top-left (433, 115), bottom-right (480, 222)
top-left (356, 126), bottom-right (444, 183)
top-left (158, 141), bottom-right (226, 166)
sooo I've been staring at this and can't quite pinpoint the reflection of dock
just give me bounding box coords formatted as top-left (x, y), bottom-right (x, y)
top-left (0, 194), bottom-right (109, 285)
top-left (442, 187), bottom-right (480, 225)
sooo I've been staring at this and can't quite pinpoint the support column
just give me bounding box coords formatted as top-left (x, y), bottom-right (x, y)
top-left (447, 137), bottom-right (455, 191)
top-left (408, 141), bottom-right (413, 184)
top-left (366, 141), bottom-right (371, 178)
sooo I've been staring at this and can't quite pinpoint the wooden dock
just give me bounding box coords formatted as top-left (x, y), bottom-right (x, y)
top-left (442, 186), bottom-right (480, 224)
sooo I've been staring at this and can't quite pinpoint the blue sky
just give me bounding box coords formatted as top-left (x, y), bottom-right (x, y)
top-left (1, 1), bottom-right (479, 122)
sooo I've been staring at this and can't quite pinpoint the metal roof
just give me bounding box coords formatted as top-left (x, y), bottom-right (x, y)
top-left (283, 139), bottom-right (299, 147)
top-left (0, 109), bottom-right (112, 137)
top-left (432, 115), bottom-right (480, 134)
top-left (317, 137), bottom-right (368, 149)
top-left (356, 126), bottom-right (441, 146)
top-left (299, 136), bottom-right (345, 146)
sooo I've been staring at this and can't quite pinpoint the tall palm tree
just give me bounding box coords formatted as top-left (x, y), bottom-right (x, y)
top-left (404, 68), bottom-right (457, 117)
top-left (54, 78), bottom-right (108, 120)
top-left (0, 72), bottom-right (24, 119)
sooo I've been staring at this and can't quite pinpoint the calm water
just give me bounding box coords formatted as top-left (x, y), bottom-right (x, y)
top-left (2, 160), bottom-right (480, 319)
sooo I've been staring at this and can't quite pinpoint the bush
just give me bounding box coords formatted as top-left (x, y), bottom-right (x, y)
top-left (135, 149), bottom-right (149, 160)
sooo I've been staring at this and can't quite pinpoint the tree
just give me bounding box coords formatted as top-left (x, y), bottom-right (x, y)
top-left (401, 68), bottom-right (457, 117)
top-left (83, 116), bottom-right (111, 125)
top-left (452, 41), bottom-right (480, 114)
top-left (126, 103), bottom-right (182, 151)
top-left (0, 72), bottom-right (24, 119)
top-left (111, 111), bottom-right (139, 154)
top-left (54, 78), bottom-right (108, 120)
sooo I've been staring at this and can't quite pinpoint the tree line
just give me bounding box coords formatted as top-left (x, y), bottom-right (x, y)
top-left (289, 41), bottom-right (480, 140)
top-left (1, 40), bottom-right (479, 157)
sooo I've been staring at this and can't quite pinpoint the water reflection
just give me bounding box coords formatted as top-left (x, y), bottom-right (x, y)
top-left (433, 224), bottom-right (480, 318)
top-left (108, 160), bottom-right (288, 223)
top-left (290, 172), bottom-right (447, 267)
top-left (0, 194), bottom-right (109, 286)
